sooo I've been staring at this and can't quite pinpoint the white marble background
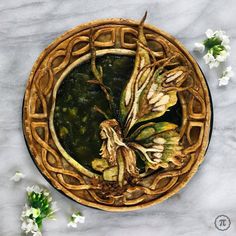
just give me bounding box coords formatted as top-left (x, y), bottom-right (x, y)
top-left (0, 0), bottom-right (236, 235)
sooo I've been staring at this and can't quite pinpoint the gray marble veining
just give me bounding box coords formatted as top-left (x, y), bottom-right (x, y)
top-left (0, 0), bottom-right (236, 235)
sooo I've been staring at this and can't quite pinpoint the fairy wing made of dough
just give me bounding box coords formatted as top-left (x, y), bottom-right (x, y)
top-left (128, 122), bottom-right (184, 170)
top-left (119, 13), bottom-right (189, 136)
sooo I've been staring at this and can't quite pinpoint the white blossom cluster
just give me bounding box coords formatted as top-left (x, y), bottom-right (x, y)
top-left (20, 185), bottom-right (58, 236)
top-left (21, 204), bottom-right (42, 236)
top-left (10, 170), bottom-right (86, 234)
top-left (194, 29), bottom-right (234, 86)
top-left (67, 211), bottom-right (85, 228)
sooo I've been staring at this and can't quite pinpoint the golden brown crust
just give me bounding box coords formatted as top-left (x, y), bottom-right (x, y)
top-left (23, 18), bottom-right (211, 212)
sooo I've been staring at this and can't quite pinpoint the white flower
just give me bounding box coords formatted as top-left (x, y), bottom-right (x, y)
top-left (194, 42), bottom-right (205, 53)
top-left (10, 171), bottom-right (25, 182)
top-left (67, 211), bottom-right (85, 228)
top-left (215, 30), bottom-right (230, 46)
top-left (219, 76), bottom-right (230, 86)
top-left (21, 204), bottom-right (31, 219)
top-left (214, 30), bottom-right (224, 38)
top-left (203, 50), bottom-right (229, 68)
top-left (203, 52), bottom-right (214, 64)
top-left (21, 218), bottom-right (39, 234)
top-left (205, 29), bottom-right (214, 38)
top-left (32, 208), bottom-right (41, 218)
top-left (21, 186), bottom-right (56, 235)
top-left (204, 29), bottom-right (230, 51)
top-left (21, 217), bottom-right (41, 235)
top-left (203, 52), bottom-right (219, 69)
top-left (26, 185), bottom-right (43, 194)
top-left (72, 213), bottom-right (85, 224)
top-left (209, 60), bottom-right (220, 69)
top-left (195, 28), bottom-right (232, 85)
top-left (22, 206), bottom-right (33, 217)
top-left (21, 205), bottom-right (40, 219)
top-left (219, 66), bottom-right (234, 86)
top-left (21, 207), bottom-right (42, 235)
top-left (43, 190), bottom-right (50, 197)
top-left (225, 66), bottom-right (234, 77)
top-left (216, 50), bottom-right (229, 62)
top-left (221, 35), bottom-right (230, 46)
top-left (67, 221), bottom-right (78, 228)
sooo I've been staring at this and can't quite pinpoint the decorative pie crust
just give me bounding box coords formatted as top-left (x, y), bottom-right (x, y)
top-left (23, 17), bottom-right (212, 211)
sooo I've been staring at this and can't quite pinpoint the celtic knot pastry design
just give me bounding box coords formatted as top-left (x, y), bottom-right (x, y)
top-left (23, 16), bottom-right (212, 211)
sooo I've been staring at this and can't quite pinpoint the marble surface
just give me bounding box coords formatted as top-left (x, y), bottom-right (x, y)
top-left (0, 0), bottom-right (236, 235)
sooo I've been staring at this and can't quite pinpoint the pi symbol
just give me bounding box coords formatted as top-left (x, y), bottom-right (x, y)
top-left (215, 215), bottom-right (231, 231)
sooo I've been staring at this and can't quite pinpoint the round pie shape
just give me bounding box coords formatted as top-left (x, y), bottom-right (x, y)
top-left (23, 18), bottom-right (212, 211)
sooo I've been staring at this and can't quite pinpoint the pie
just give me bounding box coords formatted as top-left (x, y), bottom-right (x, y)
top-left (23, 14), bottom-right (212, 211)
